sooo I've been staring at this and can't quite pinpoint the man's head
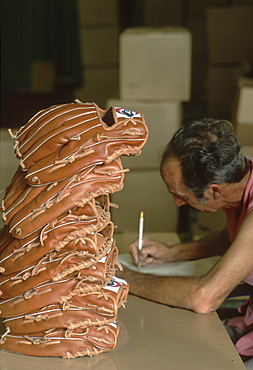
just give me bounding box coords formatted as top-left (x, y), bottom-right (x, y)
top-left (160, 118), bottom-right (248, 209)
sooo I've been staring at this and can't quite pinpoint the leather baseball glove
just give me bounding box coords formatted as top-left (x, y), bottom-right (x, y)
top-left (2, 276), bottom-right (128, 334)
top-left (0, 266), bottom-right (116, 317)
top-left (10, 101), bottom-right (148, 183)
top-left (0, 323), bottom-right (119, 358)
top-left (4, 158), bottom-right (126, 239)
top-left (0, 199), bottom-right (113, 275)
top-left (0, 100), bottom-right (149, 358)
top-left (0, 242), bottom-right (118, 299)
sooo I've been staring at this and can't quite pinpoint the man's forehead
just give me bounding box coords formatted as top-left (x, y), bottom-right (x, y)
top-left (161, 157), bottom-right (182, 176)
top-left (161, 159), bottom-right (197, 200)
top-left (161, 159), bottom-right (184, 188)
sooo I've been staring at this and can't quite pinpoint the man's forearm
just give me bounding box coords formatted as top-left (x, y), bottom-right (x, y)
top-left (171, 229), bottom-right (230, 262)
top-left (118, 228), bottom-right (232, 312)
top-left (118, 268), bottom-right (202, 312)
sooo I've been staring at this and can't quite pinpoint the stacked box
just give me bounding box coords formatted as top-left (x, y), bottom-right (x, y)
top-left (235, 78), bottom-right (253, 146)
top-left (106, 27), bottom-right (192, 234)
top-left (119, 27), bottom-right (191, 101)
top-left (207, 66), bottom-right (242, 121)
top-left (207, 6), bottom-right (253, 65)
top-left (206, 6), bottom-right (253, 121)
top-left (110, 170), bottom-right (179, 234)
top-left (75, 0), bottom-right (119, 108)
top-left (106, 99), bottom-right (182, 169)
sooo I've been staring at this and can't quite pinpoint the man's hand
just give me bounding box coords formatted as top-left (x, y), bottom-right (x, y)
top-left (129, 236), bottom-right (179, 267)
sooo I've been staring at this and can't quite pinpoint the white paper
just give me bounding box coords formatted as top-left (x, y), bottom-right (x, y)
top-left (117, 253), bottom-right (220, 277)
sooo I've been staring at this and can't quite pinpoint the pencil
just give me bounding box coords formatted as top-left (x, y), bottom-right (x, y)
top-left (138, 211), bottom-right (144, 251)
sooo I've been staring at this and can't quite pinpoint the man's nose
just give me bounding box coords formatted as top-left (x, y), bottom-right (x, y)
top-left (173, 194), bottom-right (187, 206)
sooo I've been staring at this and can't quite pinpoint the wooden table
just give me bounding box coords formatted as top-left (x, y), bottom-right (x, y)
top-left (0, 295), bottom-right (245, 369)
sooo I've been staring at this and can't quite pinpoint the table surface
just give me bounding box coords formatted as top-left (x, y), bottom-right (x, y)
top-left (0, 295), bottom-right (245, 370)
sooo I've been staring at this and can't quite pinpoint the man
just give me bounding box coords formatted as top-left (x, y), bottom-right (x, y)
top-left (117, 118), bottom-right (253, 358)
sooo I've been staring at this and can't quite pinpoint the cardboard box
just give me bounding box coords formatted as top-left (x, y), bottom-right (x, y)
top-left (75, 67), bottom-right (119, 109)
top-left (237, 124), bottom-right (253, 146)
top-left (243, 146), bottom-right (253, 158)
top-left (78, 0), bottom-right (118, 25)
top-left (119, 27), bottom-right (191, 101)
top-left (235, 78), bottom-right (253, 146)
top-left (106, 99), bottom-right (182, 169)
top-left (80, 27), bottom-right (119, 66)
top-left (140, 0), bottom-right (183, 27)
top-left (237, 79), bottom-right (253, 125)
top-left (207, 66), bottom-right (242, 120)
top-left (110, 169), bottom-right (178, 233)
top-left (207, 6), bottom-right (253, 64)
top-left (0, 129), bottom-right (20, 228)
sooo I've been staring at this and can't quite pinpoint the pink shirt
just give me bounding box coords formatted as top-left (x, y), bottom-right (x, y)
top-left (224, 159), bottom-right (253, 356)
top-left (223, 158), bottom-right (253, 250)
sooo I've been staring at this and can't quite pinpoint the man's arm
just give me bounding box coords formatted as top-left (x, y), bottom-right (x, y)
top-left (130, 227), bottom-right (230, 266)
top-left (117, 267), bottom-right (204, 312)
top-left (118, 211), bottom-right (253, 314)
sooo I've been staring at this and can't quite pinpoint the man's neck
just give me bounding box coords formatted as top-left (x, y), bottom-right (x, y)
top-left (222, 169), bottom-right (251, 209)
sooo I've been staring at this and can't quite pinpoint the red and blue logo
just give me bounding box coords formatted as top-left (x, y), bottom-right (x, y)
top-left (115, 107), bottom-right (141, 118)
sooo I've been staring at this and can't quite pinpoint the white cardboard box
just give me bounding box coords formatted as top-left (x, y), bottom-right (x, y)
top-left (0, 129), bottom-right (19, 229)
top-left (119, 27), bottom-right (192, 101)
top-left (106, 98), bottom-right (182, 169)
top-left (235, 78), bottom-right (253, 146)
top-left (0, 129), bottom-right (19, 192)
top-left (110, 169), bottom-right (178, 233)
top-left (237, 88), bottom-right (253, 125)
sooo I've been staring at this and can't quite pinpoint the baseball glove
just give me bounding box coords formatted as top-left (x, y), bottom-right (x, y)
top-left (0, 241), bottom-right (118, 299)
top-left (0, 323), bottom-right (119, 358)
top-left (0, 267), bottom-right (116, 317)
top-left (10, 101), bottom-right (148, 178)
top-left (0, 198), bottom-right (113, 275)
top-left (0, 100), bottom-right (149, 358)
top-left (2, 276), bottom-right (129, 334)
top-left (6, 157), bottom-right (127, 239)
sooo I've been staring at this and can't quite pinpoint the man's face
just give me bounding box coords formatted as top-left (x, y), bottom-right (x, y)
top-left (161, 157), bottom-right (223, 213)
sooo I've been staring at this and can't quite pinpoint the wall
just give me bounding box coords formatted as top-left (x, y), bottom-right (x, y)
top-left (76, 0), bottom-right (253, 111)
top-left (1, 0), bottom-right (252, 236)
top-left (75, 0), bottom-right (120, 109)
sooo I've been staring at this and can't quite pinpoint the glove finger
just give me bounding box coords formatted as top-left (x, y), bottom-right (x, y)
top-left (0, 324), bottom-right (118, 358)
top-left (0, 201), bottom-right (113, 275)
top-left (8, 159), bottom-right (125, 239)
top-left (2, 277), bottom-right (128, 334)
top-left (2, 167), bottom-right (27, 213)
top-left (15, 102), bottom-right (148, 174)
top-left (0, 269), bottom-right (115, 317)
top-left (14, 103), bottom-right (94, 163)
top-left (25, 106), bottom-right (148, 186)
top-left (15, 103), bottom-right (98, 169)
top-left (3, 183), bottom-right (47, 225)
top-left (0, 242), bottom-right (116, 299)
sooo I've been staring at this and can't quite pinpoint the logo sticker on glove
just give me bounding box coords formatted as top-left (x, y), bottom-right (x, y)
top-left (105, 276), bottom-right (127, 292)
top-left (115, 107), bottom-right (141, 119)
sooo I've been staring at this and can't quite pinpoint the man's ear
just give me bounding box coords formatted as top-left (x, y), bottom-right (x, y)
top-left (208, 184), bottom-right (223, 199)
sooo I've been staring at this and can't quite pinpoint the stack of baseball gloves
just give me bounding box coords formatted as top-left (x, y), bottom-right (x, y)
top-left (0, 101), bottom-right (148, 358)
